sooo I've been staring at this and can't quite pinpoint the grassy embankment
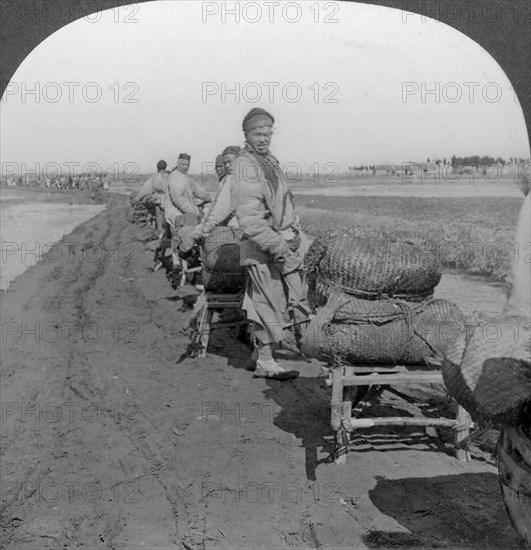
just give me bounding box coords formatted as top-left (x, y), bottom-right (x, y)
top-left (296, 194), bottom-right (523, 284)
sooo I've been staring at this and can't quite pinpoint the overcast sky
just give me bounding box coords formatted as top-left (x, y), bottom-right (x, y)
top-left (1, 0), bottom-right (529, 176)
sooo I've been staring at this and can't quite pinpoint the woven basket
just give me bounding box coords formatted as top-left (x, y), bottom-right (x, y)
top-left (132, 202), bottom-right (149, 223)
top-left (310, 279), bottom-right (427, 323)
top-left (497, 427), bottom-right (531, 546)
top-left (305, 229), bottom-right (441, 302)
top-left (309, 275), bottom-right (436, 319)
top-left (201, 226), bottom-right (245, 293)
top-left (303, 299), bottom-right (465, 364)
top-left (302, 297), bottom-right (465, 365)
top-left (442, 313), bottom-right (531, 423)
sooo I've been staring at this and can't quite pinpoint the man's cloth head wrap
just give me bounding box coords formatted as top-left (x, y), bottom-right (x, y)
top-left (222, 146), bottom-right (241, 157)
top-left (242, 108), bottom-right (274, 133)
top-left (215, 154), bottom-right (224, 165)
top-left (178, 153), bottom-right (191, 161)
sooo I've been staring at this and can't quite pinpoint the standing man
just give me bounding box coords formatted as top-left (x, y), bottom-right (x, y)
top-left (233, 108), bottom-right (312, 380)
top-left (165, 153), bottom-right (211, 223)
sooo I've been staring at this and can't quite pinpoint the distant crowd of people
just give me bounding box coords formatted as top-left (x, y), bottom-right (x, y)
top-left (1, 173), bottom-right (113, 191)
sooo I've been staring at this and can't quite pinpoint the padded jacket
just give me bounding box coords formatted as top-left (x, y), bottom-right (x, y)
top-left (133, 172), bottom-right (168, 205)
top-left (200, 174), bottom-right (239, 236)
top-left (166, 171), bottom-right (210, 219)
top-left (233, 147), bottom-right (298, 266)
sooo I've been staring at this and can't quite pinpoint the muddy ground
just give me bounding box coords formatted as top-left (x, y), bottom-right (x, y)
top-left (0, 195), bottom-right (525, 549)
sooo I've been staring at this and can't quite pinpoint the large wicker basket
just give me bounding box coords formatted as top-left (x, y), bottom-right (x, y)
top-left (442, 313), bottom-right (531, 423)
top-left (497, 426), bottom-right (531, 546)
top-left (201, 226), bottom-right (245, 293)
top-left (306, 229), bottom-right (442, 302)
top-left (301, 297), bottom-right (465, 365)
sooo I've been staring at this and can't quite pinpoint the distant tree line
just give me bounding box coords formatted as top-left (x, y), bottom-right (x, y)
top-left (347, 156), bottom-right (529, 174)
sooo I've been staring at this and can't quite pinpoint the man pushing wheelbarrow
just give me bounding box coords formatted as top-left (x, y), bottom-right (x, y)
top-left (232, 108), bottom-right (313, 380)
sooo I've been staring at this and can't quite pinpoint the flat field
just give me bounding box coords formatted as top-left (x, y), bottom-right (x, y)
top-left (295, 192), bottom-right (523, 283)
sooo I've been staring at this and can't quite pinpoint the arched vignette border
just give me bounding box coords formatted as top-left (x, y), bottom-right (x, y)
top-left (0, 0), bottom-right (530, 150)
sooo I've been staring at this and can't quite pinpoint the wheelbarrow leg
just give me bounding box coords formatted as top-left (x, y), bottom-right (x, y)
top-left (455, 405), bottom-right (472, 461)
top-left (198, 308), bottom-right (214, 358)
top-left (332, 366), bottom-right (354, 464)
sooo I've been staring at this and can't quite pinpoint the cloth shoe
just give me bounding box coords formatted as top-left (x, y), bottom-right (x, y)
top-left (256, 358), bottom-right (284, 373)
top-left (253, 359), bottom-right (299, 381)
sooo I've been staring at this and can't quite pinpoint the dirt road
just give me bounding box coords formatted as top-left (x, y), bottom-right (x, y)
top-left (0, 195), bottom-right (524, 549)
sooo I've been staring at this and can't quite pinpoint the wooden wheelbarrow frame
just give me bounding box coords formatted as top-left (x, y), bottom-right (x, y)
top-left (171, 253), bottom-right (202, 287)
top-left (326, 360), bottom-right (474, 464)
top-left (183, 291), bottom-right (249, 358)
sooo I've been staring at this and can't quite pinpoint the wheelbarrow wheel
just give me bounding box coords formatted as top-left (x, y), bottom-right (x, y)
top-left (497, 425), bottom-right (531, 547)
